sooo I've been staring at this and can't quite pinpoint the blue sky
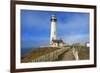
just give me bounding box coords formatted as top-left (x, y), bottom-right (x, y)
top-left (21, 9), bottom-right (89, 49)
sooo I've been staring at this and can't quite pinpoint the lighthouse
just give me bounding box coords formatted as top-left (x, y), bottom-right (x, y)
top-left (50, 15), bottom-right (57, 43)
top-left (50, 15), bottom-right (64, 47)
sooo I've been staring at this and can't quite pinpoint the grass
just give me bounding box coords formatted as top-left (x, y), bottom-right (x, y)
top-left (71, 46), bottom-right (89, 60)
top-left (21, 47), bottom-right (61, 63)
top-left (78, 47), bottom-right (89, 60)
top-left (21, 46), bottom-right (89, 63)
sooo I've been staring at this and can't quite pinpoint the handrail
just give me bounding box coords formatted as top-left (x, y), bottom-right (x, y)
top-left (31, 47), bottom-right (69, 62)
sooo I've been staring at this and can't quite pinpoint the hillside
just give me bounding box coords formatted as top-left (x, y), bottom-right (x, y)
top-left (21, 47), bottom-right (61, 63)
top-left (21, 46), bottom-right (89, 63)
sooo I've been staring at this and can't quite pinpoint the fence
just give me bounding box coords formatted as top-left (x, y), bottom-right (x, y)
top-left (72, 47), bottom-right (79, 60)
top-left (31, 47), bottom-right (69, 62)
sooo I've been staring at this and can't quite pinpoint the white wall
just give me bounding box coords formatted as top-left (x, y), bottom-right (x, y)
top-left (0, 0), bottom-right (100, 73)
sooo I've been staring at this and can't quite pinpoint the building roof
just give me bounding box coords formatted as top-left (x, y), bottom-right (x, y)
top-left (52, 39), bottom-right (64, 43)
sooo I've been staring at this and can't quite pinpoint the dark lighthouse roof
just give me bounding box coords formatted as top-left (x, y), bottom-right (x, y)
top-left (51, 15), bottom-right (57, 22)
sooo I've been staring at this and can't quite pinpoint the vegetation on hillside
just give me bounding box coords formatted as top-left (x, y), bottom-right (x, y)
top-left (21, 46), bottom-right (89, 63)
top-left (21, 47), bottom-right (61, 63)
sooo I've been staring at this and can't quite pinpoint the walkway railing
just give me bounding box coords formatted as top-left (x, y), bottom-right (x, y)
top-left (31, 47), bottom-right (69, 62)
top-left (72, 47), bottom-right (79, 60)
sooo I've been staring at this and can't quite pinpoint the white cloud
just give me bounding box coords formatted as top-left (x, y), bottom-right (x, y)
top-left (62, 34), bottom-right (89, 44)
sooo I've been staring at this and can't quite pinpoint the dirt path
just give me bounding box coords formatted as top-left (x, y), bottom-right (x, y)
top-left (61, 50), bottom-right (75, 61)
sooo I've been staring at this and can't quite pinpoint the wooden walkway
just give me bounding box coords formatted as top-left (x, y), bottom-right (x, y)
top-left (61, 49), bottom-right (75, 61)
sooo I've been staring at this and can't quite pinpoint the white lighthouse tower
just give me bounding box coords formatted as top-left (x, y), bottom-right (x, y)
top-left (50, 15), bottom-right (64, 47)
top-left (50, 15), bottom-right (57, 42)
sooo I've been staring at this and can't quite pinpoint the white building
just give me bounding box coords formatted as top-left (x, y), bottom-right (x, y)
top-left (86, 42), bottom-right (90, 47)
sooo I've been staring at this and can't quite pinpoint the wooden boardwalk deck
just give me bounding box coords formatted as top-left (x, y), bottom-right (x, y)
top-left (61, 49), bottom-right (75, 61)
